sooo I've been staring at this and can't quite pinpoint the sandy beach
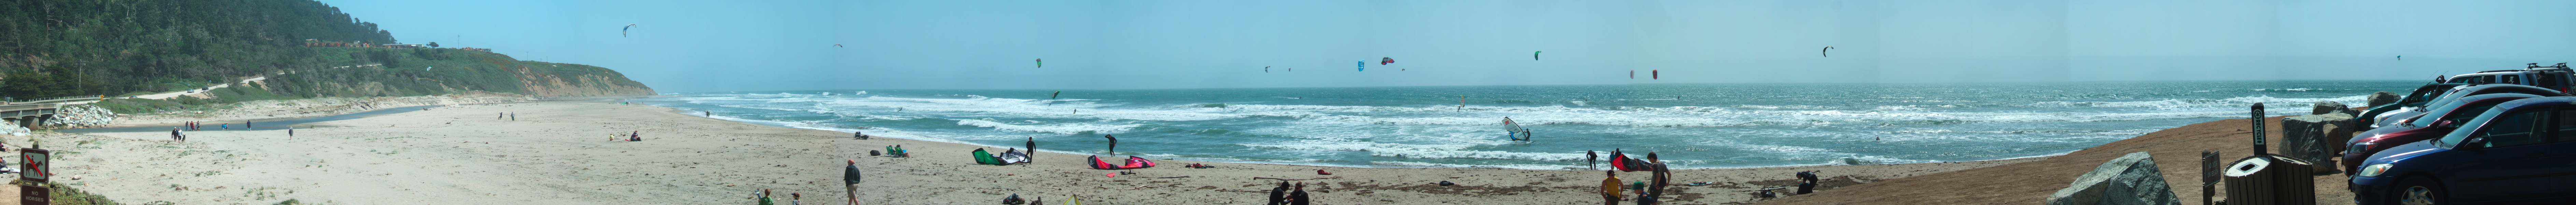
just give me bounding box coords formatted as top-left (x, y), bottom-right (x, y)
top-left (1, 98), bottom-right (2045, 204)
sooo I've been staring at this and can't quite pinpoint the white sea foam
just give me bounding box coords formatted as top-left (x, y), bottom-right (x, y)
top-left (953, 119), bottom-right (1142, 134)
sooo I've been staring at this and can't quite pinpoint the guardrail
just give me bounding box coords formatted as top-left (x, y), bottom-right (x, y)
top-left (4, 96), bottom-right (104, 105)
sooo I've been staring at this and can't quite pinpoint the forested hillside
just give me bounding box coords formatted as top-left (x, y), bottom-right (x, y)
top-left (0, 0), bottom-right (652, 100)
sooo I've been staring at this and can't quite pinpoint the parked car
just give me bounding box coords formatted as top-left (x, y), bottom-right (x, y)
top-left (2357, 83), bottom-right (2469, 130)
top-left (2442, 63), bottom-right (2575, 91)
top-left (2366, 84), bottom-right (2566, 129)
top-left (2350, 96), bottom-right (2576, 205)
top-left (2342, 93), bottom-right (2543, 173)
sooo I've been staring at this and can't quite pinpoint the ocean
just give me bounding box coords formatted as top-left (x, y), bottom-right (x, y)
top-left (632, 80), bottom-right (2418, 169)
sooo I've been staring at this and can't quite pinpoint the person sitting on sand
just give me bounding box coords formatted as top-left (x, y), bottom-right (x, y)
top-left (629, 131), bottom-right (642, 141)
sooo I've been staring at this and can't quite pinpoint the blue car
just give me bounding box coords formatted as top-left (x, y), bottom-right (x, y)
top-left (2350, 96), bottom-right (2576, 205)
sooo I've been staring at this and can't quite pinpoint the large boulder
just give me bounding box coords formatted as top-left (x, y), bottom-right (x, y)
top-left (2365, 91), bottom-right (2400, 108)
top-left (2311, 101), bottom-right (2346, 115)
top-left (2046, 152), bottom-right (2180, 205)
top-left (2281, 113), bottom-right (2354, 173)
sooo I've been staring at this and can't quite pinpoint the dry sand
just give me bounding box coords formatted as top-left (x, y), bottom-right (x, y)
top-left (1758, 116), bottom-right (2359, 205)
top-left (16, 98), bottom-right (2040, 204)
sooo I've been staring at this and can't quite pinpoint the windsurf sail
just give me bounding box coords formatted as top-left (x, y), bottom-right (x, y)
top-left (1609, 149), bottom-right (1650, 172)
top-left (1652, 70), bottom-right (1659, 79)
top-left (1000, 148), bottom-right (1031, 164)
top-left (1086, 155), bottom-right (1158, 170)
top-left (1357, 60), bottom-right (1365, 71)
top-left (974, 148), bottom-right (1005, 165)
top-left (1504, 117), bottom-right (1532, 141)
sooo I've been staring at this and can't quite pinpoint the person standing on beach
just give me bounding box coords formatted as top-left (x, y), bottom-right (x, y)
top-left (1103, 134), bottom-right (1118, 155)
top-left (846, 160), bottom-right (864, 205)
top-left (287, 126), bottom-right (295, 139)
top-left (172, 128), bottom-right (183, 141)
top-left (1602, 170), bottom-right (1623, 205)
top-left (509, 112), bottom-right (515, 121)
top-left (753, 189), bottom-right (775, 205)
top-left (1024, 137), bottom-right (1036, 163)
top-left (499, 112), bottom-right (505, 120)
top-left (246, 121), bottom-right (251, 129)
top-left (1587, 150), bottom-right (1599, 170)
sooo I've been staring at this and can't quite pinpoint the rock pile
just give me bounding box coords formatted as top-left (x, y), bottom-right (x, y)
top-left (0, 121), bottom-right (25, 136)
top-left (43, 105), bottom-right (118, 128)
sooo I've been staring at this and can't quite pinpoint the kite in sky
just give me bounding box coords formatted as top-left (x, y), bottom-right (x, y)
top-left (622, 24), bottom-right (638, 37)
top-left (1822, 46), bottom-right (1834, 57)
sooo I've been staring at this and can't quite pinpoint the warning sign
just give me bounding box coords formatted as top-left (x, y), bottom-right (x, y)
top-left (18, 148), bottom-right (47, 183)
top-left (18, 184), bottom-right (46, 205)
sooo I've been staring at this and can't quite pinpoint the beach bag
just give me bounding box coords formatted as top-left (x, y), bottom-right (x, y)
top-left (973, 148), bottom-right (1005, 165)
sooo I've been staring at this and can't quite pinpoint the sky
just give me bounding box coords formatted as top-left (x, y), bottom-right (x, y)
top-left (322, 0), bottom-right (2576, 92)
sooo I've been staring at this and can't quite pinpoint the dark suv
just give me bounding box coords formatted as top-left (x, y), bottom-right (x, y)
top-left (2349, 96), bottom-right (2576, 205)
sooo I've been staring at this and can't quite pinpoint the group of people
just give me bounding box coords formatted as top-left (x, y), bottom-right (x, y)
top-left (749, 189), bottom-right (800, 205)
top-left (1600, 152), bottom-right (1674, 205)
top-left (182, 121), bottom-right (225, 131)
top-left (1266, 181), bottom-right (1313, 205)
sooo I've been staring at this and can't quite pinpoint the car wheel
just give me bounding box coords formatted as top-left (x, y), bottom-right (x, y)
top-left (2390, 176), bottom-right (2447, 205)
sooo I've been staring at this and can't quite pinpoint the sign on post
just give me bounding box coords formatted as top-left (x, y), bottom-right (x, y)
top-left (18, 148), bottom-right (47, 183)
top-left (18, 184), bottom-right (46, 205)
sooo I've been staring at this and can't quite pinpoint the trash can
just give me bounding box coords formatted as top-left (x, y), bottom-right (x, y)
top-left (2222, 154), bottom-right (2315, 205)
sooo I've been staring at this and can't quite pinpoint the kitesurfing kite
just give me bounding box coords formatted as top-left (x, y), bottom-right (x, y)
top-left (1036, 58), bottom-right (1043, 68)
top-left (1534, 51), bottom-right (1542, 60)
top-left (1822, 46), bottom-right (1834, 57)
top-left (1357, 60), bottom-right (1365, 71)
top-left (622, 24), bottom-right (638, 37)
top-left (2397, 55), bottom-right (2403, 60)
top-left (834, 44), bottom-right (843, 47)
top-left (1265, 66), bottom-right (1271, 72)
top-left (1381, 57), bottom-right (1394, 65)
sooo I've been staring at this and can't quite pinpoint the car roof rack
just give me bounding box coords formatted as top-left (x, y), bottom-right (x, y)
top-left (2527, 63), bottom-right (2570, 71)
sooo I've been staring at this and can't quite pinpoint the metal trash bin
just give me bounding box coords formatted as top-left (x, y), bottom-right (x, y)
top-left (2222, 154), bottom-right (2315, 205)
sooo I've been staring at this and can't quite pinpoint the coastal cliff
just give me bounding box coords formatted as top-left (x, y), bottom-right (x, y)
top-left (0, 0), bottom-right (654, 99)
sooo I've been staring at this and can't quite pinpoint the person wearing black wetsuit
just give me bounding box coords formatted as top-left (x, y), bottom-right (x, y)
top-left (1104, 134), bottom-right (1118, 155)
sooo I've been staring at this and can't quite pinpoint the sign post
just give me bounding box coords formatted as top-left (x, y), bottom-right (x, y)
top-left (17, 148), bottom-right (49, 204)
top-left (18, 184), bottom-right (46, 205)
top-left (18, 148), bottom-right (47, 183)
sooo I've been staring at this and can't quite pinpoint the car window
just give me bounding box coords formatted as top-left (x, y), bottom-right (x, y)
top-left (2403, 88), bottom-right (2449, 105)
top-left (2504, 74), bottom-right (2522, 84)
top-left (2561, 108), bottom-right (2576, 143)
top-left (2541, 74), bottom-right (2562, 88)
top-left (2417, 101), bottom-right (2506, 127)
top-left (2479, 110), bottom-right (2543, 148)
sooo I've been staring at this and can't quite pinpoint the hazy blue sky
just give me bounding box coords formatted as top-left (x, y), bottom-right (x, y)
top-left (326, 0), bottom-right (2576, 92)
